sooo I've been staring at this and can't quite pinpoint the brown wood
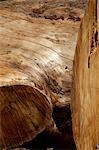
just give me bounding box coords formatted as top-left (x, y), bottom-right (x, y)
top-left (0, 85), bottom-right (53, 148)
top-left (0, 4), bottom-right (80, 149)
top-left (72, 0), bottom-right (99, 149)
top-left (0, 0), bottom-right (88, 149)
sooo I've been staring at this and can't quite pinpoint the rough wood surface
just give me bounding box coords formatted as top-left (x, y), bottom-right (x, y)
top-left (0, 8), bottom-right (78, 150)
top-left (0, 0), bottom-right (88, 149)
top-left (72, 0), bottom-right (99, 149)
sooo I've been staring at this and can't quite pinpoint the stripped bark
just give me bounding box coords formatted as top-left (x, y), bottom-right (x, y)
top-left (0, 8), bottom-right (78, 149)
top-left (72, 0), bottom-right (99, 149)
top-left (0, 0), bottom-right (87, 149)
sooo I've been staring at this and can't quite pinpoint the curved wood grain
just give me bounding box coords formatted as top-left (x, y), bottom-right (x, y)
top-left (0, 8), bottom-right (78, 148)
top-left (0, 0), bottom-right (86, 148)
top-left (0, 85), bottom-right (52, 148)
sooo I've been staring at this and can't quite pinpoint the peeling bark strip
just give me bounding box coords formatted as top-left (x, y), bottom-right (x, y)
top-left (72, 0), bottom-right (99, 149)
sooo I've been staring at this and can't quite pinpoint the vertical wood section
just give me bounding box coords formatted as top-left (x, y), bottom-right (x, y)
top-left (72, 0), bottom-right (99, 149)
top-left (91, 47), bottom-right (99, 148)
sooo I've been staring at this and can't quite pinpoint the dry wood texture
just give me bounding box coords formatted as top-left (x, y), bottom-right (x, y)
top-left (0, 3), bottom-right (80, 150)
top-left (0, 0), bottom-right (88, 149)
top-left (72, 0), bottom-right (99, 149)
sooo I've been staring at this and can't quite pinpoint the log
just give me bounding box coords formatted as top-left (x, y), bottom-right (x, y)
top-left (0, 2), bottom-right (81, 149)
top-left (72, 0), bottom-right (99, 149)
top-left (0, 84), bottom-right (53, 148)
top-left (0, 0), bottom-right (88, 149)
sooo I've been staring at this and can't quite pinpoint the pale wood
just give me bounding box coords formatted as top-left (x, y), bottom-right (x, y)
top-left (0, 0), bottom-right (88, 148)
top-left (0, 5), bottom-right (80, 149)
top-left (72, 0), bottom-right (99, 149)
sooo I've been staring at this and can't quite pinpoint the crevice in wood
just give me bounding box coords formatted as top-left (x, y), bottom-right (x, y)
top-left (88, 1), bottom-right (98, 69)
top-left (88, 55), bottom-right (90, 68)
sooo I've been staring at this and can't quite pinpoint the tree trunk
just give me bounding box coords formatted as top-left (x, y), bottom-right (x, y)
top-left (0, 5), bottom-right (78, 149)
top-left (72, 0), bottom-right (99, 149)
top-left (0, 0), bottom-right (88, 148)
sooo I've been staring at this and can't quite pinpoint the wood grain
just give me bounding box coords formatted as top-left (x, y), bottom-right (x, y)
top-left (72, 0), bottom-right (99, 149)
top-left (0, 5), bottom-right (80, 149)
top-left (0, 0), bottom-right (88, 148)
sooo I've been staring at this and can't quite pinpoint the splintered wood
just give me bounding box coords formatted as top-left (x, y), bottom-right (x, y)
top-left (72, 0), bottom-right (99, 149)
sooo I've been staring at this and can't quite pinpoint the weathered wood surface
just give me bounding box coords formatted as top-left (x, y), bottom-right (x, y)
top-left (0, 4), bottom-right (81, 150)
top-left (0, 0), bottom-right (88, 149)
top-left (72, 0), bottom-right (99, 149)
